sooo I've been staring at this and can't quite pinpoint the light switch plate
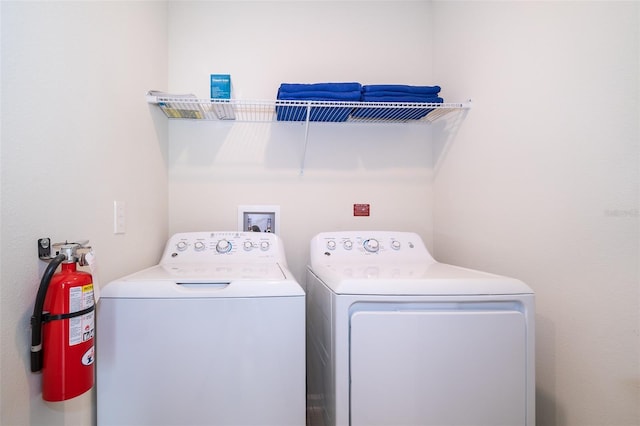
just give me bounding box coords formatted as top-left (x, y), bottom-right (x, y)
top-left (114, 201), bottom-right (126, 234)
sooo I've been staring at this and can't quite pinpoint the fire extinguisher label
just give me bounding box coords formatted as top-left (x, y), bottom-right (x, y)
top-left (69, 284), bottom-right (95, 346)
top-left (82, 346), bottom-right (95, 366)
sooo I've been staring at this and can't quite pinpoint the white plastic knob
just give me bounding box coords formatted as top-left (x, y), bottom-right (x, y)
top-left (363, 238), bottom-right (380, 253)
top-left (216, 239), bottom-right (231, 253)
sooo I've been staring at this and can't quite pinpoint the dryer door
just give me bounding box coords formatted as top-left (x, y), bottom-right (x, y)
top-left (350, 303), bottom-right (527, 426)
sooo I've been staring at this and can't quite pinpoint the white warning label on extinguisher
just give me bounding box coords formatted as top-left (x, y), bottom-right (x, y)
top-left (69, 284), bottom-right (95, 346)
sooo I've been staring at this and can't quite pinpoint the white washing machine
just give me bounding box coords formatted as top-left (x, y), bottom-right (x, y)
top-left (306, 231), bottom-right (535, 426)
top-left (97, 232), bottom-right (305, 426)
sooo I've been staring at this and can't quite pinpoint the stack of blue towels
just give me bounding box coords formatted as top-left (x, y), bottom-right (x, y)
top-left (276, 82), bottom-right (362, 122)
top-left (275, 82), bottom-right (444, 121)
top-left (352, 84), bottom-right (443, 120)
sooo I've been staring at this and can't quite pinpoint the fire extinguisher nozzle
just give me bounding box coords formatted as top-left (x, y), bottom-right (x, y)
top-left (30, 350), bottom-right (43, 373)
top-left (30, 314), bottom-right (43, 372)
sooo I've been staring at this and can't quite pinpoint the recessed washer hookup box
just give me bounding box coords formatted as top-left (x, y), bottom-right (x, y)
top-left (210, 74), bottom-right (231, 99)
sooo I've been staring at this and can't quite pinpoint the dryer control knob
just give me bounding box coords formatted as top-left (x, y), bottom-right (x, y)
top-left (176, 241), bottom-right (188, 251)
top-left (391, 240), bottom-right (401, 250)
top-left (363, 238), bottom-right (380, 253)
top-left (343, 240), bottom-right (353, 250)
top-left (327, 240), bottom-right (337, 250)
top-left (260, 241), bottom-right (270, 251)
top-left (194, 241), bottom-right (206, 251)
top-left (243, 241), bottom-right (254, 251)
top-left (216, 239), bottom-right (232, 253)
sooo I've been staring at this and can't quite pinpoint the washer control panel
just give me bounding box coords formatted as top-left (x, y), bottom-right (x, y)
top-left (310, 231), bottom-right (434, 265)
top-left (161, 232), bottom-right (286, 264)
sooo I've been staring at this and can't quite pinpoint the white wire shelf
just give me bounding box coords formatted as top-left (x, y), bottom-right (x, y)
top-left (146, 94), bottom-right (471, 124)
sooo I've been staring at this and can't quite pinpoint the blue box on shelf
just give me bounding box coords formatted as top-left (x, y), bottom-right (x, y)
top-left (210, 74), bottom-right (231, 99)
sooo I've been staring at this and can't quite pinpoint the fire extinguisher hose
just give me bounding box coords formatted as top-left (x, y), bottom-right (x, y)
top-left (30, 253), bottom-right (66, 373)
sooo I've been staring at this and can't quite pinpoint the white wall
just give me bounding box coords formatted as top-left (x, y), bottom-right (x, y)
top-left (432, 1), bottom-right (639, 425)
top-left (0, 2), bottom-right (169, 425)
top-left (2, 1), bottom-right (638, 426)
top-left (167, 1), bottom-right (439, 280)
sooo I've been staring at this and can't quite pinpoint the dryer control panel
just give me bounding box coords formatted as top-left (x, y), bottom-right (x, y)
top-left (161, 232), bottom-right (287, 264)
top-left (310, 231), bottom-right (435, 266)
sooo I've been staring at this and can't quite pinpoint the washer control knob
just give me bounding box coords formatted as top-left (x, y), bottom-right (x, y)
top-left (327, 240), bottom-right (337, 250)
top-left (243, 241), bottom-right (254, 251)
top-left (194, 241), bottom-right (206, 251)
top-left (391, 240), bottom-right (401, 250)
top-left (215, 239), bottom-right (232, 253)
top-left (363, 238), bottom-right (380, 253)
top-left (176, 241), bottom-right (188, 252)
top-left (260, 241), bottom-right (270, 251)
top-left (343, 240), bottom-right (353, 250)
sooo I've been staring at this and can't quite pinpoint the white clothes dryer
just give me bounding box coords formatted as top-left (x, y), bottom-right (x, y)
top-left (97, 232), bottom-right (305, 426)
top-left (306, 231), bottom-right (535, 426)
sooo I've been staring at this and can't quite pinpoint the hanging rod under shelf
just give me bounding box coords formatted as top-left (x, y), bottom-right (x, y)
top-left (146, 94), bottom-right (471, 124)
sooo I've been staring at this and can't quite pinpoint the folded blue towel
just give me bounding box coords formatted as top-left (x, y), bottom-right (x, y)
top-left (352, 97), bottom-right (444, 120)
top-left (279, 82), bottom-right (362, 93)
top-left (361, 91), bottom-right (441, 99)
top-left (362, 84), bottom-right (441, 95)
top-left (276, 103), bottom-right (355, 122)
top-left (361, 95), bottom-right (444, 103)
top-left (276, 84), bottom-right (361, 122)
top-left (278, 90), bottom-right (362, 101)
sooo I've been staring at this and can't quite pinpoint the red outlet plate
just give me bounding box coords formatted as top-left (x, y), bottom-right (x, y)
top-left (353, 204), bottom-right (370, 217)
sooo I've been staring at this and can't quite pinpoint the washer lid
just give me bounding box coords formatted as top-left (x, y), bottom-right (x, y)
top-left (101, 263), bottom-right (304, 298)
top-left (309, 262), bottom-right (533, 296)
top-left (126, 262), bottom-right (287, 281)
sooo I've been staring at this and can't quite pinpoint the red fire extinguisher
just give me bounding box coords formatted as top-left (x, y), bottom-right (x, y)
top-left (31, 239), bottom-right (95, 401)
